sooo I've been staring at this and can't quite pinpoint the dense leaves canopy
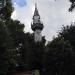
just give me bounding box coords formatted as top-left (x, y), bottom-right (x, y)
top-left (46, 37), bottom-right (73, 75)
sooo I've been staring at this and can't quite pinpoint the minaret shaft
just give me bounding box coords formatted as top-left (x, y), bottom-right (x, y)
top-left (31, 3), bottom-right (44, 42)
top-left (34, 30), bottom-right (42, 42)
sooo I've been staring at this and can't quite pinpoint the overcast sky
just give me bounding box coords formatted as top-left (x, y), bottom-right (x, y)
top-left (11, 0), bottom-right (75, 41)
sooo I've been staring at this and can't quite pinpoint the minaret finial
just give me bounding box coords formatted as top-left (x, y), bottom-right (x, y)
top-left (35, 3), bottom-right (37, 8)
top-left (34, 3), bottom-right (39, 16)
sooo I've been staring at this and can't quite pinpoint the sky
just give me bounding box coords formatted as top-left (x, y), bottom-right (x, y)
top-left (11, 0), bottom-right (75, 41)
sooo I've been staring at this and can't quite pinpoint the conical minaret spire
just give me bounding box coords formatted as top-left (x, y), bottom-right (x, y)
top-left (31, 3), bottom-right (44, 42)
top-left (34, 3), bottom-right (39, 16)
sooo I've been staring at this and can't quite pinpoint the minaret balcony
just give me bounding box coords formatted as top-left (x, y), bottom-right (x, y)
top-left (31, 23), bottom-right (44, 31)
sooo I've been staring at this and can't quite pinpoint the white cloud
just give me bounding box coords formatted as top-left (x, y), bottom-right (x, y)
top-left (11, 0), bottom-right (75, 41)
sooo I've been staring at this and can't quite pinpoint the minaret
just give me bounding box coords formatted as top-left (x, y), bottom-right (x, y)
top-left (31, 3), bottom-right (44, 42)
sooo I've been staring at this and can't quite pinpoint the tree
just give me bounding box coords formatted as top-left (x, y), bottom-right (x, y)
top-left (45, 36), bottom-right (73, 75)
top-left (58, 25), bottom-right (75, 50)
top-left (20, 32), bottom-right (46, 71)
top-left (58, 24), bottom-right (75, 74)
top-left (0, 0), bottom-right (25, 74)
top-left (0, 20), bottom-right (16, 75)
top-left (0, 0), bottom-right (13, 20)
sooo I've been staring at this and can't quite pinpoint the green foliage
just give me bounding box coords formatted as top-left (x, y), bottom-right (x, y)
top-left (6, 0), bottom-right (13, 19)
top-left (7, 20), bottom-right (24, 32)
top-left (0, 20), bottom-right (16, 75)
top-left (19, 33), bottom-right (46, 70)
top-left (0, 21), bottom-right (8, 75)
top-left (0, 0), bottom-right (13, 20)
top-left (46, 36), bottom-right (73, 75)
top-left (59, 25), bottom-right (75, 50)
top-left (0, 21), bottom-right (7, 45)
top-left (0, 0), bottom-right (25, 73)
top-left (58, 24), bottom-right (75, 74)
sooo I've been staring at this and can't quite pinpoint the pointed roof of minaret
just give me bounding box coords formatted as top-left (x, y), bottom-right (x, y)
top-left (34, 3), bottom-right (39, 16)
top-left (31, 3), bottom-right (44, 31)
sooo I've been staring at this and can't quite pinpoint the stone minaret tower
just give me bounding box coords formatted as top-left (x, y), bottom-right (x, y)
top-left (31, 4), bottom-right (44, 42)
